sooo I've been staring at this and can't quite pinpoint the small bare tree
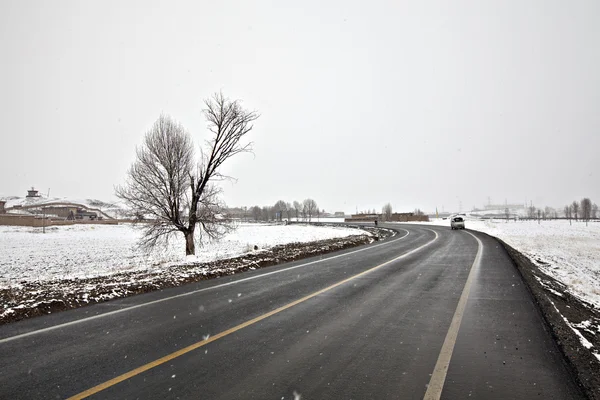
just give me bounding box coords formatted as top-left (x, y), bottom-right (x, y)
top-left (592, 203), bottom-right (598, 219)
top-left (572, 200), bottom-right (579, 221)
top-left (382, 203), bottom-right (393, 221)
top-left (250, 205), bottom-right (261, 221)
top-left (285, 202), bottom-right (293, 221)
top-left (581, 198), bottom-right (592, 226)
top-left (564, 204), bottom-right (572, 225)
top-left (273, 200), bottom-right (287, 222)
top-left (293, 201), bottom-right (302, 221)
top-left (303, 198), bottom-right (318, 222)
top-left (116, 93), bottom-right (258, 255)
top-left (261, 206), bottom-right (272, 221)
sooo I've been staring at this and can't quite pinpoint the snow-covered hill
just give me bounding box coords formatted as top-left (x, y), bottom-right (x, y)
top-left (0, 195), bottom-right (127, 218)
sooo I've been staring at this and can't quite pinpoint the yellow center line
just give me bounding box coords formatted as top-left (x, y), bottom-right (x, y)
top-left (68, 229), bottom-right (438, 399)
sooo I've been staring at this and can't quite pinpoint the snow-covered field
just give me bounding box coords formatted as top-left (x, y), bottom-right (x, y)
top-left (0, 223), bottom-right (366, 288)
top-left (402, 218), bottom-right (600, 308)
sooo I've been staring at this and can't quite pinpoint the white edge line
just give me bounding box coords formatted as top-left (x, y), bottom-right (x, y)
top-left (423, 230), bottom-right (483, 400)
top-left (0, 227), bottom-right (417, 344)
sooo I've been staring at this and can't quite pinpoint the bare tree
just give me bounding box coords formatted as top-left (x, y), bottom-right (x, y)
top-left (116, 93), bottom-right (259, 255)
top-left (592, 203), bottom-right (598, 219)
top-left (261, 206), bottom-right (272, 221)
top-left (250, 205), bottom-right (262, 221)
top-left (414, 208), bottom-right (424, 216)
top-left (303, 198), bottom-right (318, 222)
top-left (572, 200), bottom-right (579, 221)
top-left (293, 201), bottom-right (302, 221)
top-left (528, 205), bottom-right (536, 219)
top-left (115, 115), bottom-right (195, 250)
top-left (581, 198), bottom-right (592, 226)
top-left (273, 200), bottom-right (287, 222)
top-left (505, 208), bottom-right (510, 222)
top-left (285, 202), bottom-right (293, 221)
top-left (382, 203), bottom-right (393, 221)
top-left (564, 204), bottom-right (572, 225)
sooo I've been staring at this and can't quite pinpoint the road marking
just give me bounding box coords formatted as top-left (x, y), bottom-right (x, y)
top-left (423, 230), bottom-right (483, 400)
top-left (67, 229), bottom-right (439, 399)
top-left (0, 228), bottom-right (411, 344)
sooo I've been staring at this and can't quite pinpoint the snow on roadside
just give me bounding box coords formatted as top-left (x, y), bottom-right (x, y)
top-left (0, 223), bottom-right (367, 288)
top-left (549, 298), bottom-right (600, 362)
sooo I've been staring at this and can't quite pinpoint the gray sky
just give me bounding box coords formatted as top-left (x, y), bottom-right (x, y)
top-left (1, 0), bottom-right (598, 214)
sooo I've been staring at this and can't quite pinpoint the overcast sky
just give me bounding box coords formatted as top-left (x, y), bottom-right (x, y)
top-left (1, 0), bottom-right (598, 214)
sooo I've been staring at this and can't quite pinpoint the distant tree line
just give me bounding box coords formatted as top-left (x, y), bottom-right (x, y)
top-left (237, 198), bottom-right (321, 222)
top-left (525, 198), bottom-right (597, 226)
top-left (355, 204), bottom-right (426, 221)
top-left (564, 198), bottom-right (596, 226)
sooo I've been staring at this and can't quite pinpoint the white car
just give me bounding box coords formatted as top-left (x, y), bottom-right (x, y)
top-left (451, 216), bottom-right (465, 230)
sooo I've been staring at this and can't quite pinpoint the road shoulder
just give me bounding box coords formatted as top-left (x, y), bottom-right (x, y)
top-left (499, 237), bottom-right (600, 400)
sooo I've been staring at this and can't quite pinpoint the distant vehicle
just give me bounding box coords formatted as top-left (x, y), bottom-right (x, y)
top-left (451, 216), bottom-right (465, 230)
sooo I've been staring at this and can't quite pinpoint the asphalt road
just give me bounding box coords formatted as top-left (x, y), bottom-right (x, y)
top-left (0, 224), bottom-right (585, 399)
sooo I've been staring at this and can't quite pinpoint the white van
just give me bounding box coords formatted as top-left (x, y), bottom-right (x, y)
top-left (451, 216), bottom-right (465, 230)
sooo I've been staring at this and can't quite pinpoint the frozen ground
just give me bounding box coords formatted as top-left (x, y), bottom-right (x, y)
top-left (0, 222), bottom-right (366, 288)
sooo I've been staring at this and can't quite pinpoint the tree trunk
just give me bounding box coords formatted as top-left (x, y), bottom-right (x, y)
top-left (185, 229), bottom-right (195, 255)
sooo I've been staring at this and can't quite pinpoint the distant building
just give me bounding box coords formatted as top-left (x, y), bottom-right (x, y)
top-left (345, 213), bottom-right (379, 222)
top-left (1, 200), bottom-right (114, 227)
top-left (71, 209), bottom-right (98, 220)
top-left (345, 212), bottom-right (429, 223)
top-left (26, 187), bottom-right (41, 198)
top-left (42, 206), bottom-right (79, 219)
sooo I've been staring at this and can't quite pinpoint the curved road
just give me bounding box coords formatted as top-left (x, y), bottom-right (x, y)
top-left (0, 224), bottom-right (585, 399)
